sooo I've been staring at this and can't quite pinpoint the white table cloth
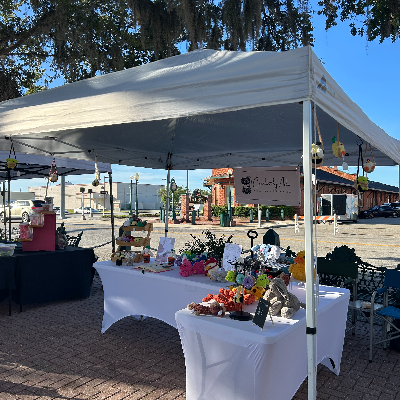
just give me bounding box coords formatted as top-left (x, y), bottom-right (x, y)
top-left (94, 260), bottom-right (223, 332)
top-left (175, 285), bottom-right (350, 400)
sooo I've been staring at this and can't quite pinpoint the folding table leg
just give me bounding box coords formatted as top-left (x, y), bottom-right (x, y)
top-left (8, 289), bottom-right (11, 316)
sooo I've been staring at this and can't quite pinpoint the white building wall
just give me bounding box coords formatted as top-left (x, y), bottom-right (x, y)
top-left (28, 182), bottom-right (163, 211)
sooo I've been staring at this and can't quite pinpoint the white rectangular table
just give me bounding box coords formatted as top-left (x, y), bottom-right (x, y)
top-left (175, 285), bottom-right (350, 400)
top-left (94, 260), bottom-right (224, 332)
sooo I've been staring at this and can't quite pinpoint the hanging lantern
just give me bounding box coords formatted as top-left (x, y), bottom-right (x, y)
top-left (49, 159), bottom-right (58, 182)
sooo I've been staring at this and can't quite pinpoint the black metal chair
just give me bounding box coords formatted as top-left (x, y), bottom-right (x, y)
top-left (317, 258), bottom-right (359, 335)
top-left (66, 231), bottom-right (83, 247)
top-left (369, 269), bottom-right (400, 362)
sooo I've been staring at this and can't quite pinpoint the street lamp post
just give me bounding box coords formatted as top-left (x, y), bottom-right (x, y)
top-left (134, 173), bottom-right (139, 217)
top-left (170, 178), bottom-right (177, 220)
top-left (88, 189), bottom-right (93, 218)
top-left (80, 187), bottom-right (86, 220)
top-left (129, 175), bottom-right (133, 216)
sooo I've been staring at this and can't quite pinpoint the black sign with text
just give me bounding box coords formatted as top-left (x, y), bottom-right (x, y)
top-left (253, 298), bottom-right (271, 330)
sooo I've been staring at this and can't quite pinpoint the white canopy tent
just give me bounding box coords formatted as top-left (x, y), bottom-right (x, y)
top-left (1, 45), bottom-right (399, 399)
top-left (0, 151), bottom-right (111, 181)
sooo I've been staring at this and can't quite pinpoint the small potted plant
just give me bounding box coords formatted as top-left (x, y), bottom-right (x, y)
top-left (6, 158), bottom-right (18, 169)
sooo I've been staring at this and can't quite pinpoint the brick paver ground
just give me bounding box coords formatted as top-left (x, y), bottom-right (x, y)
top-left (1, 274), bottom-right (400, 399)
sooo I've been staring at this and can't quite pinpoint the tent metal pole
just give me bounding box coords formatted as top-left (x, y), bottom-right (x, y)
top-left (165, 170), bottom-right (170, 237)
top-left (2, 182), bottom-right (6, 239)
top-left (60, 175), bottom-right (66, 220)
top-left (303, 99), bottom-right (316, 400)
top-left (7, 170), bottom-right (11, 242)
top-left (109, 171), bottom-right (115, 253)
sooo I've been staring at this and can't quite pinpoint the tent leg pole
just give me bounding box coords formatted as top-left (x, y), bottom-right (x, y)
top-left (60, 175), bottom-right (66, 220)
top-left (165, 170), bottom-right (170, 237)
top-left (8, 171), bottom-right (11, 242)
top-left (303, 99), bottom-right (316, 400)
top-left (109, 172), bottom-right (115, 253)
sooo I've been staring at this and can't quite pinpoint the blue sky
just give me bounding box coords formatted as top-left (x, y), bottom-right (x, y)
top-left (9, 9), bottom-right (400, 193)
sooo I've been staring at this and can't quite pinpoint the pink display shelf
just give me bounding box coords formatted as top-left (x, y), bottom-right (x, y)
top-left (22, 212), bottom-right (56, 252)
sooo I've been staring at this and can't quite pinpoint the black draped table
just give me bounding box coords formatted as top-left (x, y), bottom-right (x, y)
top-left (0, 246), bottom-right (96, 312)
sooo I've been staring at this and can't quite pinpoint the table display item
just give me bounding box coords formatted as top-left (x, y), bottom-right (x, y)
top-left (156, 237), bottom-right (175, 262)
top-left (263, 277), bottom-right (303, 319)
top-left (222, 243), bottom-right (242, 271)
top-left (229, 285), bottom-right (253, 321)
top-left (141, 246), bottom-right (153, 263)
top-left (134, 261), bottom-right (173, 273)
top-left (22, 212), bottom-right (56, 251)
top-left (0, 243), bottom-right (17, 256)
top-left (288, 250), bottom-right (316, 282)
top-left (19, 223), bottom-right (33, 240)
top-left (253, 298), bottom-right (274, 330)
top-left (30, 212), bottom-right (44, 226)
top-left (114, 218), bottom-right (153, 261)
top-left (187, 300), bottom-right (226, 317)
top-left (168, 249), bottom-right (176, 266)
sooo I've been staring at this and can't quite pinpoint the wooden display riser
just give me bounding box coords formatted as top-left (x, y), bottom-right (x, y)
top-left (22, 212), bottom-right (56, 251)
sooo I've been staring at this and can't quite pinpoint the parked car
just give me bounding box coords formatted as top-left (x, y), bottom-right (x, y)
top-left (53, 207), bottom-right (70, 215)
top-left (383, 202), bottom-right (400, 209)
top-left (359, 205), bottom-right (400, 219)
top-left (73, 207), bottom-right (100, 214)
top-left (0, 199), bottom-right (45, 223)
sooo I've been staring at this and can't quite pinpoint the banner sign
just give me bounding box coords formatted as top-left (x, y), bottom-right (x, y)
top-left (233, 167), bottom-right (301, 206)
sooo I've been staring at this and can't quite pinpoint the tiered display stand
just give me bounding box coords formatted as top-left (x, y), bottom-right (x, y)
top-left (115, 223), bottom-right (153, 259)
top-left (19, 212), bottom-right (56, 251)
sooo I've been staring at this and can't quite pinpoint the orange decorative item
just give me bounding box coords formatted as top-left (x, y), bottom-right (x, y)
top-left (363, 143), bottom-right (376, 173)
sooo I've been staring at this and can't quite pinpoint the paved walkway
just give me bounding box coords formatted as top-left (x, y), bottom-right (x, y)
top-left (1, 275), bottom-right (400, 399)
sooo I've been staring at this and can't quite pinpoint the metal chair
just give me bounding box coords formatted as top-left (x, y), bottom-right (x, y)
top-left (369, 269), bottom-right (400, 362)
top-left (66, 231), bottom-right (83, 247)
top-left (317, 258), bottom-right (359, 335)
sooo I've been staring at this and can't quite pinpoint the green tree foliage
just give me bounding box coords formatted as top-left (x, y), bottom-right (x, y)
top-left (1, 0), bottom-right (313, 101)
top-left (317, 0), bottom-right (400, 43)
top-left (158, 185), bottom-right (188, 206)
top-left (0, 0), bottom-right (155, 100)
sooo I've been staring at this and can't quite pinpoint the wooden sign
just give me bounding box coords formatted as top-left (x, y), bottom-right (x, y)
top-left (253, 298), bottom-right (274, 331)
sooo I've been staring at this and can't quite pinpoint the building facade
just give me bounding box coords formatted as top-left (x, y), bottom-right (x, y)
top-left (28, 182), bottom-right (163, 211)
top-left (204, 167), bottom-right (400, 214)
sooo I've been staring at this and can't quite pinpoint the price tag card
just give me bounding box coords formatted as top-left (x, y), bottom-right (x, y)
top-left (253, 298), bottom-right (273, 330)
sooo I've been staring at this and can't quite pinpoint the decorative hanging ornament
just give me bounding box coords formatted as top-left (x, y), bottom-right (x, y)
top-left (311, 108), bottom-right (324, 166)
top-left (355, 143), bottom-right (368, 192)
top-left (92, 156), bottom-right (100, 186)
top-left (6, 139), bottom-right (18, 169)
top-left (332, 122), bottom-right (346, 158)
top-left (363, 143), bottom-right (376, 173)
top-left (49, 158), bottom-right (58, 182)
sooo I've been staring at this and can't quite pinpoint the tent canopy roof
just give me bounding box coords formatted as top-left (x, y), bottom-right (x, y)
top-left (0, 46), bottom-right (399, 170)
top-left (0, 151), bottom-right (111, 181)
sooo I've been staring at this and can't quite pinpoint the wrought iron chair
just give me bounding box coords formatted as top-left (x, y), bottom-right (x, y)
top-left (317, 258), bottom-right (359, 335)
top-left (369, 269), bottom-right (400, 362)
top-left (66, 231), bottom-right (83, 247)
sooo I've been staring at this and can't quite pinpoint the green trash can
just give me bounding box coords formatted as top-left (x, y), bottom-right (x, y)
top-left (220, 212), bottom-right (229, 227)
